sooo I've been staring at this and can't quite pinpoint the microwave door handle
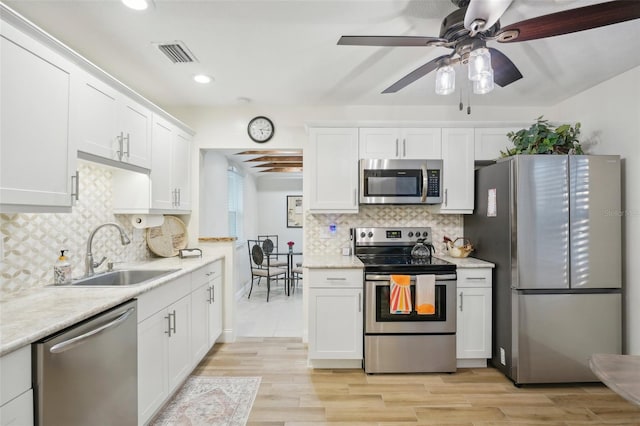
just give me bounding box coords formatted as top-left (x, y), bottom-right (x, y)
top-left (421, 164), bottom-right (427, 202)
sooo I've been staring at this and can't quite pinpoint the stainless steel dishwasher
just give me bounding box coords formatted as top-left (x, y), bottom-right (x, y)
top-left (33, 299), bottom-right (137, 425)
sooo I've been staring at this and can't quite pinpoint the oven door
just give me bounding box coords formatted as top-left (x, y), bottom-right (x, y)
top-left (365, 274), bottom-right (456, 334)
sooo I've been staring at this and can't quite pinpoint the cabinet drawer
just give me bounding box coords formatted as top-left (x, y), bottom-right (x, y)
top-left (307, 269), bottom-right (363, 288)
top-left (0, 346), bottom-right (31, 407)
top-left (137, 274), bottom-right (191, 321)
top-left (457, 268), bottom-right (492, 288)
top-left (191, 260), bottom-right (222, 289)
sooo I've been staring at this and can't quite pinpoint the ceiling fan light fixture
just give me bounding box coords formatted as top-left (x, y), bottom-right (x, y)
top-left (473, 70), bottom-right (495, 94)
top-left (435, 65), bottom-right (456, 95)
top-left (468, 47), bottom-right (492, 81)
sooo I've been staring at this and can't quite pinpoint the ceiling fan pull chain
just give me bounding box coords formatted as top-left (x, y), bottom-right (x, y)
top-left (458, 62), bottom-right (464, 111)
top-left (467, 80), bottom-right (471, 115)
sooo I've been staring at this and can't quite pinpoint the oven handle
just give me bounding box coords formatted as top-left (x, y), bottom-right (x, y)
top-left (365, 273), bottom-right (456, 282)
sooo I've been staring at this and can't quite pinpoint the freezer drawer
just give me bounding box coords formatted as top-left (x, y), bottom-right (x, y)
top-left (513, 291), bottom-right (621, 384)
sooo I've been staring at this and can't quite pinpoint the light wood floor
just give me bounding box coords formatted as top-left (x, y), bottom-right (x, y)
top-left (193, 337), bottom-right (640, 425)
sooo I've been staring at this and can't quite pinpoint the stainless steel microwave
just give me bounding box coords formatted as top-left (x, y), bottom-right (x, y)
top-left (359, 159), bottom-right (443, 205)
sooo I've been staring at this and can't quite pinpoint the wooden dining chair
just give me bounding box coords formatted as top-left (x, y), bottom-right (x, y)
top-left (247, 239), bottom-right (287, 302)
top-left (257, 234), bottom-right (288, 267)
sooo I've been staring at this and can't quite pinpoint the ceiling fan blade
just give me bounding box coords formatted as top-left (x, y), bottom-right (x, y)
top-left (488, 48), bottom-right (522, 87)
top-left (497, 0), bottom-right (640, 43)
top-left (464, 0), bottom-right (513, 32)
top-left (338, 35), bottom-right (447, 47)
top-left (382, 55), bottom-right (449, 94)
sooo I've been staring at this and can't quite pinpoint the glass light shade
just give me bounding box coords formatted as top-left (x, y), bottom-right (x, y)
top-left (435, 65), bottom-right (455, 95)
top-left (468, 47), bottom-right (492, 81)
top-left (473, 70), bottom-right (495, 94)
top-left (193, 74), bottom-right (212, 84)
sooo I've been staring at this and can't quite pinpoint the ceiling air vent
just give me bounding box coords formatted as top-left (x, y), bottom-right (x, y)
top-left (155, 41), bottom-right (198, 63)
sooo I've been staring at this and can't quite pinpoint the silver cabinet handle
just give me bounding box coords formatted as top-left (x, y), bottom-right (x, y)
top-left (444, 188), bottom-right (448, 207)
top-left (353, 189), bottom-right (357, 206)
top-left (71, 171), bottom-right (80, 201)
top-left (172, 189), bottom-right (178, 207)
top-left (178, 188), bottom-right (181, 206)
top-left (395, 138), bottom-right (399, 157)
top-left (50, 307), bottom-right (135, 353)
top-left (164, 312), bottom-right (172, 337)
top-left (358, 292), bottom-right (362, 313)
top-left (403, 139), bottom-right (406, 157)
top-left (326, 277), bottom-right (347, 281)
top-left (171, 309), bottom-right (177, 334)
top-left (124, 133), bottom-right (130, 159)
top-left (116, 132), bottom-right (124, 161)
top-left (211, 284), bottom-right (215, 303)
top-left (459, 291), bottom-right (463, 311)
top-left (467, 277), bottom-right (486, 280)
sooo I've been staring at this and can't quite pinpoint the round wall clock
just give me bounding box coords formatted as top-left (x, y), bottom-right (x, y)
top-left (247, 116), bottom-right (275, 143)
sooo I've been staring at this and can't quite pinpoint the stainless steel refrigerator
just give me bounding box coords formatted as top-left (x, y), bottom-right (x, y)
top-left (464, 155), bottom-right (622, 385)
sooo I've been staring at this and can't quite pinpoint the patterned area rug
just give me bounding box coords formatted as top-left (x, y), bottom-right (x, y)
top-left (151, 376), bottom-right (261, 426)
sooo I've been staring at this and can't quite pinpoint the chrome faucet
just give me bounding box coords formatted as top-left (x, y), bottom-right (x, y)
top-left (85, 222), bottom-right (131, 277)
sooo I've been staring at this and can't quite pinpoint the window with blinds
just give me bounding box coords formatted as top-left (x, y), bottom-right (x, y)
top-left (228, 168), bottom-right (244, 240)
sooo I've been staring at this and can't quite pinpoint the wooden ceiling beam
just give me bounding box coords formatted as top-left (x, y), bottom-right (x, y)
top-left (245, 155), bottom-right (302, 162)
top-left (235, 150), bottom-right (301, 155)
top-left (253, 162), bottom-right (303, 168)
top-left (259, 167), bottom-right (303, 173)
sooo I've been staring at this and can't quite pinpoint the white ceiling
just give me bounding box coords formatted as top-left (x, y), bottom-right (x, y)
top-left (5, 0), bottom-right (640, 111)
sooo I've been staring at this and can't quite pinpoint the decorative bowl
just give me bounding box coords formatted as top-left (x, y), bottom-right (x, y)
top-left (447, 238), bottom-right (474, 258)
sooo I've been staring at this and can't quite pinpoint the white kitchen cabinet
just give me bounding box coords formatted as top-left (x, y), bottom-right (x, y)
top-left (359, 128), bottom-right (441, 159)
top-left (308, 128), bottom-right (359, 213)
top-left (137, 275), bottom-right (192, 425)
top-left (456, 268), bottom-right (492, 367)
top-left (440, 128), bottom-right (475, 214)
top-left (0, 19), bottom-right (78, 213)
top-left (0, 346), bottom-right (33, 426)
top-left (474, 128), bottom-right (518, 161)
top-left (307, 268), bottom-right (363, 363)
top-left (191, 261), bottom-right (223, 365)
top-left (77, 71), bottom-right (151, 170)
top-left (151, 114), bottom-right (191, 211)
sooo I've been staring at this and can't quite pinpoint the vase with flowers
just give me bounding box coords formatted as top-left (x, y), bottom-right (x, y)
top-left (287, 241), bottom-right (295, 253)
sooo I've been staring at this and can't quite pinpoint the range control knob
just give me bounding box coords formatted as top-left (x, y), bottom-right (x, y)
top-left (415, 231), bottom-right (421, 238)
top-left (360, 232), bottom-right (366, 238)
top-left (408, 232), bottom-right (414, 237)
top-left (423, 231), bottom-right (429, 238)
top-left (368, 232), bottom-right (374, 238)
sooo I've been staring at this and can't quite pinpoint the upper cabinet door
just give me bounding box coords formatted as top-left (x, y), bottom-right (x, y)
top-left (401, 128), bottom-right (442, 159)
top-left (0, 20), bottom-right (77, 212)
top-left (150, 115), bottom-right (174, 210)
top-left (172, 130), bottom-right (192, 211)
top-left (359, 128), bottom-right (400, 159)
top-left (440, 128), bottom-right (475, 214)
top-left (474, 128), bottom-right (518, 161)
top-left (309, 128), bottom-right (359, 213)
top-left (119, 95), bottom-right (152, 169)
top-left (78, 73), bottom-right (119, 160)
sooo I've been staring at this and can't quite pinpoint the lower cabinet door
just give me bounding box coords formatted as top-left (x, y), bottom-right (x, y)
top-left (456, 287), bottom-right (492, 359)
top-left (308, 288), bottom-right (363, 359)
top-left (0, 389), bottom-right (33, 426)
top-left (191, 283), bottom-right (210, 365)
top-left (167, 296), bottom-right (192, 392)
top-left (138, 310), bottom-right (169, 424)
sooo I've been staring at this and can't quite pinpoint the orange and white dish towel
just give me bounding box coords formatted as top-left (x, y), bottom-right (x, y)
top-left (416, 274), bottom-right (436, 315)
top-left (389, 275), bottom-right (412, 314)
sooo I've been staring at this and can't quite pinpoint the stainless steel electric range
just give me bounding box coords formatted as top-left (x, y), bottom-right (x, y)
top-left (353, 227), bottom-right (457, 374)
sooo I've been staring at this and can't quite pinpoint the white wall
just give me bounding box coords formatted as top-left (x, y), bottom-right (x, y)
top-left (256, 177), bottom-right (303, 252)
top-left (551, 66), bottom-right (640, 354)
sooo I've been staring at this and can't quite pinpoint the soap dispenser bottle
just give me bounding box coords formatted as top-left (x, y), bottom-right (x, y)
top-left (53, 250), bottom-right (72, 285)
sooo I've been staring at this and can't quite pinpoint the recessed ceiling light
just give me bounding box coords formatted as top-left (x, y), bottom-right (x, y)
top-left (122, 0), bottom-right (148, 11)
top-left (193, 74), bottom-right (213, 84)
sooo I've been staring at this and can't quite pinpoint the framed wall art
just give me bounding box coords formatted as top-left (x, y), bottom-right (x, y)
top-left (286, 195), bottom-right (303, 228)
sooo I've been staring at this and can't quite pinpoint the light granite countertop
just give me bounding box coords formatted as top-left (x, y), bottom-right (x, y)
top-left (437, 255), bottom-right (495, 268)
top-left (303, 255), bottom-right (364, 269)
top-left (0, 254), bottom-right (223, 357)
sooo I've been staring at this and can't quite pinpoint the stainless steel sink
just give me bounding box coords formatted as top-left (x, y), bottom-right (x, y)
top-left (62, 269), bottom-right (180, 287)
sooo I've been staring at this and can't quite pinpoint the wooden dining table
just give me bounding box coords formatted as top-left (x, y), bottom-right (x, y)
top-left (271, 251), bottom-right (302, 296)
top-left (589, 353), bottom-right (640, 406)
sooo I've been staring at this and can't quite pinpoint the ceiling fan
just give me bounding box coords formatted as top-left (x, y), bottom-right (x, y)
top-left (338, 0), bottom-right (640, 95)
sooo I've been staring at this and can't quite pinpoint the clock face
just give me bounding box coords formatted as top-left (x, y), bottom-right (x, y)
top-left (247, 116), bottom-right (274, 143)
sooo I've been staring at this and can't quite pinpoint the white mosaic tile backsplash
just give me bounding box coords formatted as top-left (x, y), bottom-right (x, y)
top-left (304, 205), bottom-right (464, 255)
top-left (1, 162), bottom-right (151, 298)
